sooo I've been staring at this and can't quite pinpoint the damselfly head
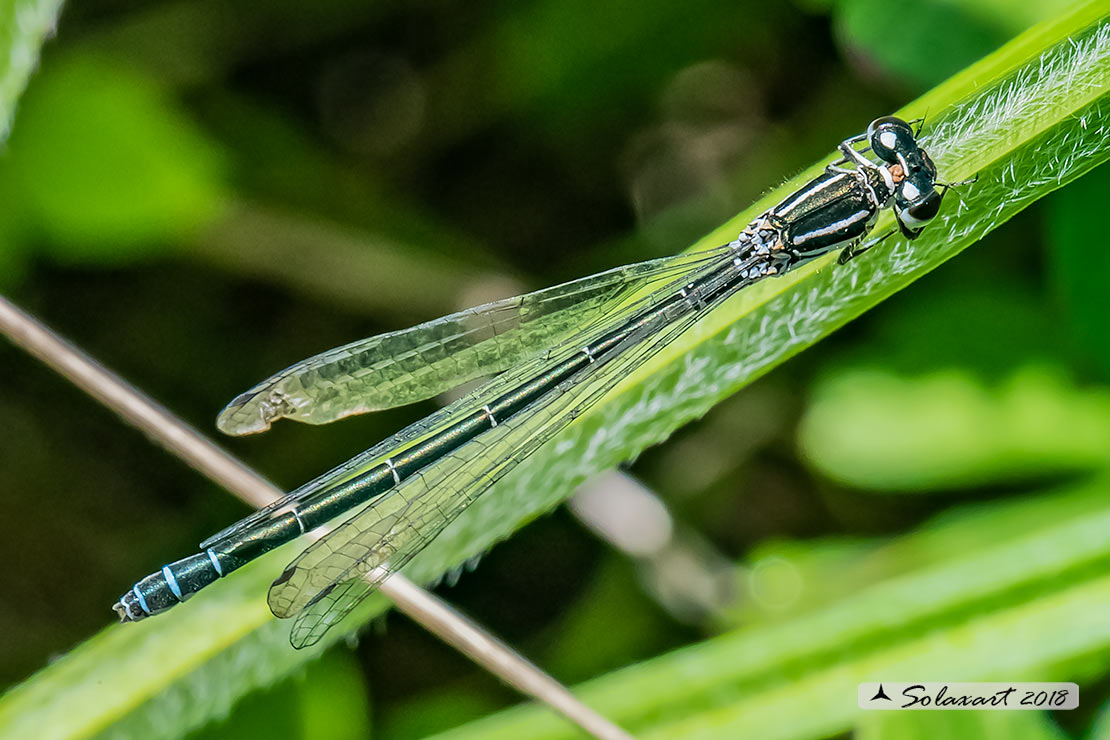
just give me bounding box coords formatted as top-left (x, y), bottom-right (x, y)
top-left (893, 169), bottom-right (942, 235)
top-left (865, 116), bottom-right (944, 237)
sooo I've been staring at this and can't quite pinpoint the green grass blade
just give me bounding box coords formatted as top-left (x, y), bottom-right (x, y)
top-left (857, 709), bottom-right (1069, 740)
top-left (429, 475), bottom-right (1110, 739)
top-left (1, 4), bottom-right (1107, 740)
top-left (800, 366), bottom-right (1110, 491)
top-left (404, 1), bottom-right (1110, 594)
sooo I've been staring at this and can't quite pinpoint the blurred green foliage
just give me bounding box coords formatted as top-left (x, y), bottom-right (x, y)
top-left (857, 710), bottom-right (1070, 740)
top-left (1048, 161), bottom-right (1110, 378)
top-left (1, 1), bottom-right (1109, 739)
top-left (188, 650), bottom-right (371, 740)
top-left (4, 54), bottom-right (227, 261)
top-left (800, 366), bottom-right (1110, 490)
top-left (0, 0), bottom-right (65, 138)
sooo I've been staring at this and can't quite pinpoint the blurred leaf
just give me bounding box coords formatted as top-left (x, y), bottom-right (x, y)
top-left (799, 365), bottom-right (1110, 491)
top-left (835, 0), bottom-right (1007, 88)
top-left (733, 538), bottom-right (881, 621)
top-left (3, 54), bottom-right (227, 261)
top-left (2, 5), bottom-right (1109, 740)
top-left (540, 558), bottom-right (675, 683)
top-left (380, 689), bottom-right (501, 740)
top-left (854, 280), bottom-right (1065, 380)
top-left (1091, 700), bottom-right (1110, 740)
top-left (1047, 160), bottom-right (1110, 380)
top-left (951, 0), bottom-right (1081, 32)
top-left (857, 710), bottom-right (1067, 740)
top-left (0, 0), bottom-right (64, 280)
top-left (296, 649), bottom-right (371, 740)
top-left (729, 476), bottom-right (1110, 622)
top-left (834, 0), bottom-right (1074, 89)
top-left (432, 473), bottom-right (1110, 739)
top-left (0, 0), bottom-right (63, 139)
top-left (188, 649), bottom-right (369, 740)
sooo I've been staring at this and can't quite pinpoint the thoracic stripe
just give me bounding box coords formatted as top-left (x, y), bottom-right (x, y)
top-left (794, 208), bottom-right (871, 244)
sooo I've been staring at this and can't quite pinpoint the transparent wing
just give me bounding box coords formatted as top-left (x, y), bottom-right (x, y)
top-left (202, 339), bottom-right (570, 550)
top-left (202, 245), bottom-right (740, 550)
top-left (272, 266), bottom-right (746, 648)
top-left (287, 578), bottom-right (372, 649)
top-left (202, 330), bottom-right (580, 550)
top-left (216, 245), bottom-right (733, 436)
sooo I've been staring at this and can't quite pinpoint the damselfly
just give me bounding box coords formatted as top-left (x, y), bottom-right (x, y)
top-left (115, 116), bottom-right (953, 648)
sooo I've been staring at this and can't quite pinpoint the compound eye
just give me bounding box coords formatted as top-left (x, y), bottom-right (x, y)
top-left (904, 189), bottom-right (941, 225)
top-left (868, 115), bottom-right (913, 133)
top-left (867, 116), bottom-right (915, 164)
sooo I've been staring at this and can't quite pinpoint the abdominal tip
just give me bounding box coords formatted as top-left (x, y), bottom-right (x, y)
top-left (113, 598), bottom-right (145, 623)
